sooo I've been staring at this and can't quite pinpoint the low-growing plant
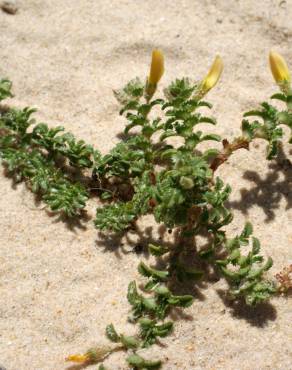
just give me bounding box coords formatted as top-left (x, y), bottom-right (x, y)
top-left (0, 50), bottom-right (291, 369)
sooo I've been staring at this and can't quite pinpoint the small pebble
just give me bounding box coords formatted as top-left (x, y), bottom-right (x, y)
top-left (1, 0), bottom-right (18, 14)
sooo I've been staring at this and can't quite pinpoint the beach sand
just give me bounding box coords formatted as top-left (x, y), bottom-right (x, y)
top-left (0, 1), bottom-right (292, 369)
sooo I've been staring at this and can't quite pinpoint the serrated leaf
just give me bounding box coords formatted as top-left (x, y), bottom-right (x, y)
top-left (148, 244), bottom-right (168, 256)
top-left (202, 148), bottom-right (220, 159)
top-left (270, 93), bottom-right (287, 102)
top-left (199, 116), bottom-right (217, 125)
top-left (120, 335), bottom-right (139, 349)
top-left (198, 101), bottom-right (212, 109)
top-left (200, 134), bottom-right (221, 142)
top-left (127, 281), bottom-right (139, 305)
top-left (142, 297), bottom-right (157, 311)
top-left (105, 324), bottom-right (120, 343)
top-left (243, 110), bottom-right (265, 118)
top-left (241, 222), bottom-right (253, 238)
top-left (138, 262), bottom-right (169, 280)
top-left (127, 354), bottom-right (161, 369)
top-left (252, 237), bottom-right (260, 254)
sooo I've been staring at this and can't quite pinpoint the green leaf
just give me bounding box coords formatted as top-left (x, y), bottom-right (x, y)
top-left (155, 285), bottom-right (170, 296)
top-left (202, 148), bottom-right (220, 159)
top-left (241, 222), bottom-right (253, 238)
top-left (153, 322), bottom-right (173, 337)
top-left (120, 335), bottom-right (139, 349)
top-left (138, 262), bottom-right (169, 281)
top-left (270, 93), bottom-right (287, 102)
top-left (168, 294), bottom-right (193, 308)
top-left (127, 354), bottom-right (161, 369)
top-left (105, 324), bottom-right (120, 343)
top-left (148, 244), bottom-right (168, 256)
top-left (127, 354), bottom-right (144, 367)
top-left (199, 116), bottom-right (217, 125)
top-left (198, 101), bottom-right (212, 109)
top-left (252, 237), bottom-right (260, 254)
top-left (200, 133), bottom-right (221, 142)
top-left (127, 281), bottom-right (139, 305)
top-left (243, 110), bottom-right (265, 118)
top-left (220, 266), bottom-right (241, 281)
top-left (247, 257), bottom-right (273, 279)
top-left (142, 297), bottom-right (157, 311)
top-left (0, 78), bottom-right (13, 101)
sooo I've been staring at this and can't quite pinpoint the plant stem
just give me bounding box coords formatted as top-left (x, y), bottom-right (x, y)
top-left (210, 137), bottom-right (250, 172)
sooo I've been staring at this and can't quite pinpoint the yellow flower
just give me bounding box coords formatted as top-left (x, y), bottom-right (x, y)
top-left (66, 354), bottom-right (89, 363)
top-left (148, 49), bottom-right (164, 85)
top-left (66, 345), bottom-right (119, 364)
top-left (200, 55), bottom-right (223, 93)
top-left (269, 51), bottom-right (290, 84)
top-left (145, 49), bottom-right (164, 101)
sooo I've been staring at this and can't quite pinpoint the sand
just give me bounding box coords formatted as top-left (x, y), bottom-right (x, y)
top-left (0, 0), bottom-right (292, 369)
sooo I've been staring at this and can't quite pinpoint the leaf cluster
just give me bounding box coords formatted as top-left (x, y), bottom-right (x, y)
top-left (0, 69), bottom-right (289, 370)
top-left (242, 92), bottom-right (292, 158)
top-left (217, 223), bottom-right (276, 305)
top-left (106, 322), bottom-right (163, 368)
top-left (0, 78), bottom-right (13, 101)
top-left (0, 85), bottom-right (93, 216)
top-left (0, 146), bottom-right (88, 216)
top-left (93, 78), bottom-right (226, 231)
top-left (127, 280), bottom-right (193, 322)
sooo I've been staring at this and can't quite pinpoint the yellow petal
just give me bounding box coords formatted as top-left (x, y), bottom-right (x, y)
top-left (269, 51), bottom-right (290, 84)
top-left (201, 56), bottom-right (223, 93)
top-left (65, 354), bottom-right (89, 363)
top-left (66, 345), bottom-right (117, 364)
top-left (148, 49), bottom-right (164, 85)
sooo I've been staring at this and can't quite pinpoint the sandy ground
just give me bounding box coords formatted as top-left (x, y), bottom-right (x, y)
top-left (0, 1), bottom-right (292, 369)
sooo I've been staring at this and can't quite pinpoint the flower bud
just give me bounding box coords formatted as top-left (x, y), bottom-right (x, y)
top-left (269, 51), bottom-right (290, 85)
top-left (145, 49), bottom-right (164, 101)
top-left (66, 345), bottom-right (116, 364)
top-left (180, 176), bottom-right (194, 189)
top-left (66, 354), bottom-right (89, 363)
top-left (200, 55), bottom-right (223, 94)
top-left (148, 49), bottom-right (164, 85)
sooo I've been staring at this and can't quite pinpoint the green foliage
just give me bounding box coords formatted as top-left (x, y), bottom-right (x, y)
top-left (32, 123), bottom-right (95, 168)
top-left (94, 135), bottom-right (151, 180)
top-left (0, 78), bottom-right (13, 101)
top-left (139, 318), bottom-right (173, 348)
top-left (152, 154), bottom-right (213, 228)
top-left (138, 261), bottom-right (169, 291)
top-left (0, 106), bottom-right (36, 136)
top-left (217, 223), bottom-right (276, 305)
top-left (148, 244), bottom-right (169, 257)
top-left (91, 72), bottom-right (282, 368)
top-left (242, 92), bottom-right (292, 157)
top-left (127, 278), bottom-right (193, 322)
top-left (106, 323), bottom-right (120, 343)
top-left (0, 60), bottom-right (289, 369)
top-left (0, 146), bottom-right (88, 216)
top-left (0, 85), bottom-right (91, 217)
top-left (0, 104), bottom-right (97, 169)
top-left (127, 354), bottom-right (161, 370)
top-left (114, 78), bottom-right (145, 106)
top-left (94, 77), bottom-right (229, 232)
top-left (106, 323), bottom-right (139, 349)
top-left (95, 172), bottom-right (153, 231)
